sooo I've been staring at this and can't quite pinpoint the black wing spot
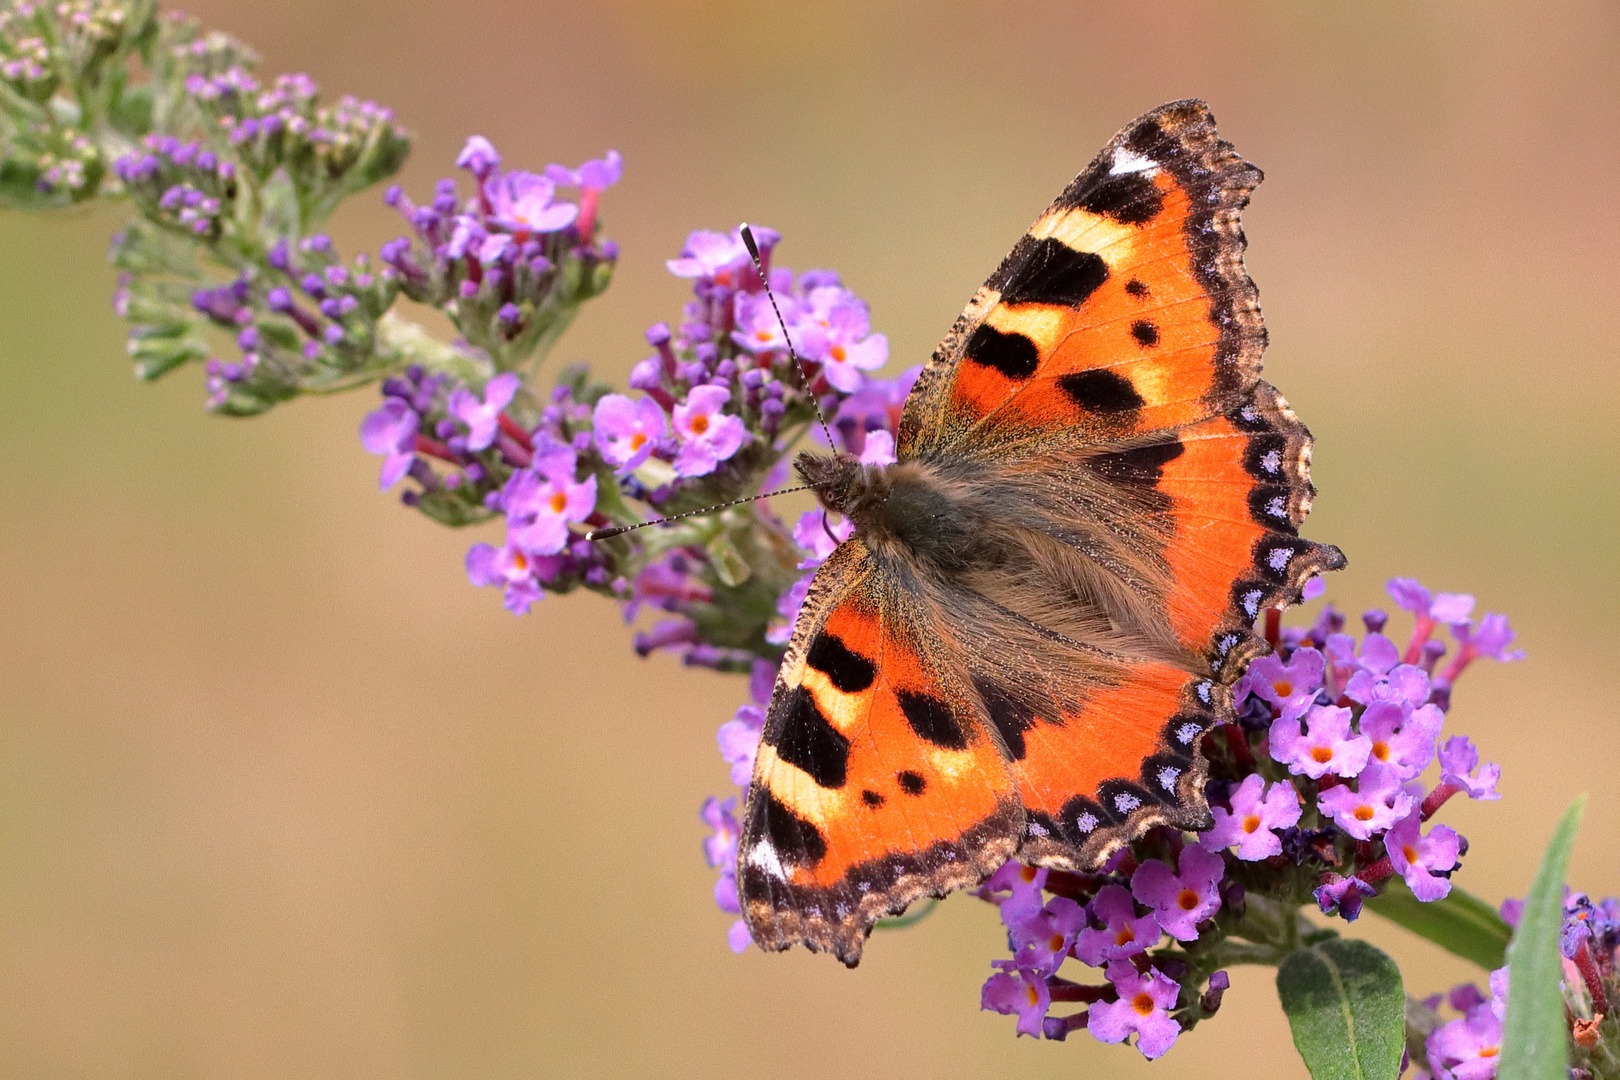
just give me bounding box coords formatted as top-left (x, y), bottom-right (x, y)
top-left (861, 789), bottom-right (885, 808)
top-left (896, 690), bottom-right (967, 750)
top-left (1084, 440), bottom-right (1185, 488)
top-left (1097, 778), bottom-right (1163, 816)
top-left (751, 789), bottom-right (828, 865)
top-left (1057, 368), bottom-right (1145, 413)
top-left (1162, 712), bottom-right (1210, 757)
top-left (1247, 484), bottom-right (1296, 532)
top-left (897, 770), bottom-right (927, 796)
top-left (773, 686), bottom-right (851, 789)
top-left (806, 632), bottom-right (876, 693)
top-left (1072, 170), bottom-right (1163, 225)
top-left (1058, 794), bottom-right (1109, 845)
top-left (962, 323), bottom-right (1040, 380)
top-left (1130, 319), bottom-right (1160, 347)
top-left (1125, 279), bottom-right (1151, 298)
top-left (1125, 118), bottom-right (1166, 156)
top-left (1244, 433), bottom-right (1289, 479)
top-left (972, 675), bottom-right (1034, 761)
top-left (998, 237), bottom-right (1108, 307)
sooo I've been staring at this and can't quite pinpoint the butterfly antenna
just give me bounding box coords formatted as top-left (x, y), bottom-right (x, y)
top-left (586, 224), bottom-right (842, 544)
top-left (739, 223), bottom-right (838, 452)
top-left (585, 485), bottom-right (813, 542)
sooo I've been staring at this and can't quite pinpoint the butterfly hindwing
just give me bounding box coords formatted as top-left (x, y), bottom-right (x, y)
top-left (1149, 380), bottom-right (1347, 676)
top-left (900, 99), bottom-right (1265, 458)
top-left (739, 539), bottom-right (1022, 967)
top-left (928, 587), bottom-right (1227, 870)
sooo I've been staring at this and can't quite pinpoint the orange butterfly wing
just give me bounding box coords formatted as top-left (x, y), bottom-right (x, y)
top-left (739, 539), bottom-right (1022, 966)
top-left (900, 98), bottom-right (1344, 678)
top-left (900, 99), bottom-right (1264, 458)
top-left (931, 587), bottom-right (1229, 870)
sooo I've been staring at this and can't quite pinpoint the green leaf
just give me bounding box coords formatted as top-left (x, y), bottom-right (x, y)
top-left (1277, 938), bottom-right (1406, 1080)
top-left (1366, 880), bottom-right (1512, 969)
top-left (1498, 796), bottom-right (1585, 1080)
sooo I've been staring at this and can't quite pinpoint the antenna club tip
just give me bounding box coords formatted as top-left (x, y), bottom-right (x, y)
top-left (738, 223), bottom-right (761, 259)
top-left (585, 526), bottom-right (626, 542)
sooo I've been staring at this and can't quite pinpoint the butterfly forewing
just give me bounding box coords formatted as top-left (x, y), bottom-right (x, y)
top-left (899, 99), bottom-right (1265, 458)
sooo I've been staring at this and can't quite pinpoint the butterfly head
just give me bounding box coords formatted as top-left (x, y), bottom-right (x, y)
top-left (793, 446), bottom-right (894, 524)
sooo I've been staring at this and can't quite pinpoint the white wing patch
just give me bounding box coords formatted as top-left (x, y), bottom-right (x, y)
top-left (1109, 148), bottom-right (1158, 175)
top-left (745, 840), bottom-right (789, 881)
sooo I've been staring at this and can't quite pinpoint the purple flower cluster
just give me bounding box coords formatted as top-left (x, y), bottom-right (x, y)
top-left (379, 136), bottom-right (619, 366)
top-left (965, 580), bottom-right (1518, 1055)
top-left (465, 433), bottom-right (603, 614)
top-left (174, 233), bottom-right (399, 410)
top-left (1417, 972), bottom-right (1509, 1080)
top-left (625, 225), bottom-right (890, 481)
top-left (114, 133), bottom-right (236, 239)
top-left (361, 223), bottom-right (899, 640)
top-left (0, 4), bottom-right (51, 86)
top-left (697, 577), bottom-right (1521, 1060)
top-left (177, 67), bottom-right (408, 211)
top-left (600, 228), bottom-right (909, 666)
top-left (357, 363), bottom-right (619, 609)
top-left (105, 38), bottom-right (413, 412)
top-left (2, 0), bottom-right (159, 200)
top-left (1418, 888), bottom-right (1617, 1080)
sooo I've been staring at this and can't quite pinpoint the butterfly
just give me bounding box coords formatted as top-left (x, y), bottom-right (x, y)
top-left (737, 99), bottom-right (1345, 966)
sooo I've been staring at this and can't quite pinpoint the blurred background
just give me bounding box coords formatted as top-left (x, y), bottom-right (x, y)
top-left (2, 1), bottom-right (1617, 1076)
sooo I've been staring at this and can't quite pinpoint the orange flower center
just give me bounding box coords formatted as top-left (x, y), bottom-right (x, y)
top-left (690, 414), bottom-right (710, 435)
top-left (548, 492), bottom-right (568, 514)
top-left (1115, 926), bottom-right (1136, 946)
top-left (830, 344), bottom-right (848, 362)
top-left (1403, 845), bottom-right (1419, 863)
top-left (512, 551), bottom-right (528, 571)
top-left (1242, 814), bottom-right (1262, 834)
top-left (1132, 992), bottom-right (1156, 1016)
top-left (1272, 679), bottom-right (1294, 697)
top-left (1480, 1047), bottom-right (1499, 1059)
top-left (1020, 865), bottom-right (1038, 883)
top-left (1372, 741), bottom-right (1389, 761)
top-left (1049, 933), bottom-right (1065, 952)
top-left (629, 432), bottom-right (647, 451)
top-left (1026, 985), bottom-right (1040, 1006)
top-left (1178, 888), bottom-right (1201, 911)
top-left (1354, 805), bottom-right (1376, 821)
top-left (1311, 746), bottom-right (1334, 763)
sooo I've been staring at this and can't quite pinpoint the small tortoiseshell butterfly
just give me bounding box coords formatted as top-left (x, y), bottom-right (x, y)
top-left (739, 100), bottom-right (1345, 965)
